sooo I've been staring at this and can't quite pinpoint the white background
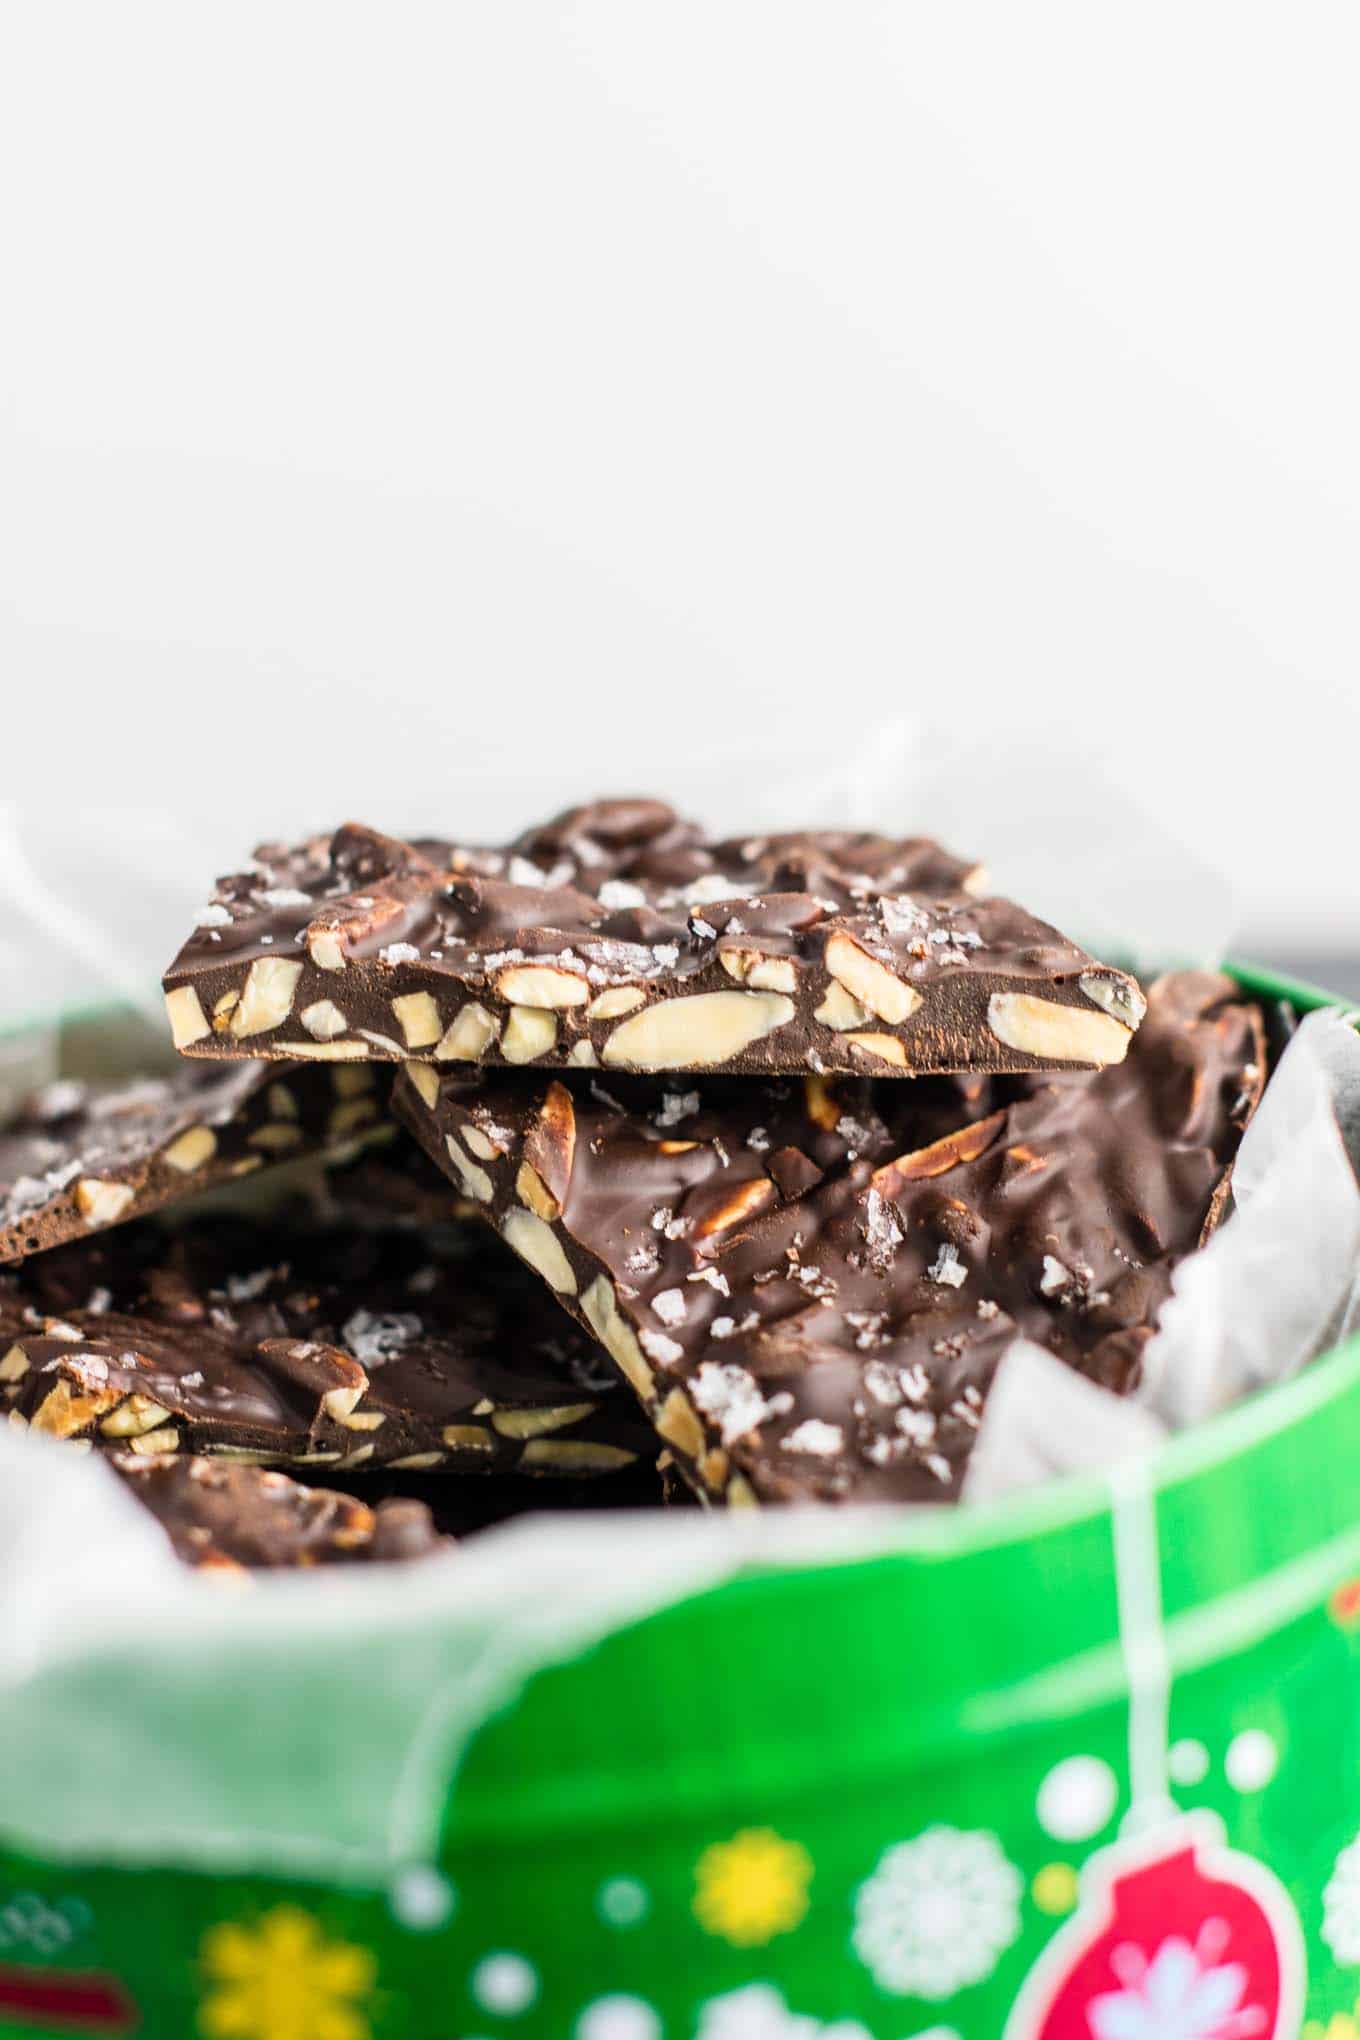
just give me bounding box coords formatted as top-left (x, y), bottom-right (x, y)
top-left (2, 3), bottom-right (1358, 963)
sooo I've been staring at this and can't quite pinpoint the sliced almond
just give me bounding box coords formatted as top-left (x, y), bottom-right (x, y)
top-left (824, 932), bottom-right (920, 1025)
top-left (213, 989), bottom-right (240, 1018)
top-left (321, 1383), bottom-right (364, 1422)
top-left (520, 1439), bottom-right (638, 1472)
top-left (871, 1111), bottom-right (1008, 1195)
top-left (962, 864), bottom-right (990, 897)
top-left (803, 1075), bottom-right (840, 1131)
top-left (491, 1402), bottom-right (595, 1439)
top-left (276, 1038), bottom-right (370, 1060)
top-left (1080, 973), bottom-right (1148, 1030)
top-left (391, 992), bottom-right (442, 1050)
top-left (128, 1427), bottom-right (179, 1456)
top-left (987, 992), bottom-right (1131, 1066)
top-left (248, 1123), bottom-right (303, 1152)
top-left (338, 1409), bottom-right (386, 1432)
top-left (501, 1206), bottom-right (577, 1293)
top-left (654, 1387), bottom-right (705, 1459)
top-left (568, 1039), bottom-right (598, 1068)
top-left (814, 981), bottom-right (870, 1031)
top-left (268, 1083), bottom-right (298, 1119)
top-left (602, 991), bottom-right (794, 1072)
top-left (727, 1474), bottom-right (760, 1509)
top-left (405, 1061), bottom-right (441, 1110)
top-left (165, 984), bottom-right (211, 1048)
top-left (586, 986), bottom-right (645, 1021)
top-left (162, 1125), bottom-right (217, 1175)
top-left (516, 1162), bottom-right (559, 1221)
top-left (301, 999), bottom-right (349, 1041)
top-left (329, 1097), bottom-right (378, 1138)
top-left (719, 949), bottom-right (795, 992)
top-left (581, 1274), bottom-right (654, 1399)
top-left (435, 1002), bottom-right (500, 1062)
top-left (522, 1081), bottom-right (576, 1212)
top-left (308, 930), bottom-right (347, 971)
top-left (333, 1065), bottom-right (374, 1097)
top-left (230, 957), bottom-right (304, 1038)
top-left (497, 965), bottom-right (589, 1010)
top-left (441, 1424), bottom-right (496, 1451)
top-left (698, 1447), bottom-right (730, 1492)
top-left (100, 1396), bottom-right (174, 1438)
top-left (693, 1176), bottom-right (777, 1245)
top-left (388, 1451), bottom-right (445, 1469)
top-left (502, 1008), bottom-right (558, 1064)
top-left (445, 1134), bottom-right (493, 1203)
top-left (74, 1179), bottom-right (136, 1226)
top-left (462, 1124), bottom-right (503, 1160)
top-left (359, 1029), bottom-right (407, 1056)
top-left (847, 1032), bottom-right (909, 1067)
top-left (0, 1344), bottom-right (29, 1382)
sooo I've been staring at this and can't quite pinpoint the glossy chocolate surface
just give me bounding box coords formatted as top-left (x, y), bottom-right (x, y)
top-left (395, 973), bottom-right (1264, 1503)
top-left (163, 801), bottom-right (1143, 1080)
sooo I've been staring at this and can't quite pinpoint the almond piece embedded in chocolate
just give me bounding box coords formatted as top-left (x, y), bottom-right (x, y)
top-left (987, 993), bottom-right (1131, 1066)
top-left (602, 992), bottom-right (795, 1072)
top-left (824, 932), bottom-right (921, 1026)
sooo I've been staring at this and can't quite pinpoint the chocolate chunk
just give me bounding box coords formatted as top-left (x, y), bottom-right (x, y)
top-left (110, 1453), bottom-right (448, 1571)
top-left (0, 1060), bottom-right (394, 1264)
top-left (1, 1216), bottom-right (646, 1476)
top-left (392, 972), bottom-right (1264, 1504)
top-left (162, 801), bottom-right (1143, 1080)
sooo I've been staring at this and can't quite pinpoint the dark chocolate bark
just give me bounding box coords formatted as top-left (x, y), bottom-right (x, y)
top-left (111, 1453), bottom-right (447, 1571)
top-left (2, 1215), bottom-right (645, 1476)
top-left (393, 973), bottom-right (1264, 1504)
top-left (162, 801), bottom-right (1143, 1080)
top-left (0, 1060), bottom-right (392, 1263)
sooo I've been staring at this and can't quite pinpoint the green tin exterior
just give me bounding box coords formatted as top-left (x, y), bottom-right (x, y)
top-left (3, 964), bottom-right (1359, 2038)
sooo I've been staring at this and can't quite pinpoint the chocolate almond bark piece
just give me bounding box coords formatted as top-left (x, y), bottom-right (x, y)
top-left (110, 1454), bottom-right (447, 1571)
top-left (162, 801), bottom-right (1143, 1079)
top-left (2, 1216), bottom-right (644, 1476)
top-left (0, 1060), bottom-right (393, 1264)
top-left (392, 972), bottom-right (1264, 1504)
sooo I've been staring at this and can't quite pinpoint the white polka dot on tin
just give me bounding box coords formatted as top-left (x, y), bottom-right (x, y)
top-left (388, 1865), bottom-right (455, 1931)
top-left (1036, 1754), bottom-right (1118, 1841)
top-left (472, 1951), bottom-right (539, 2016)
top-left (575, 1995), bottom-right (662, 2040)
top-left (1168, 1738), bottom-right (1210, 1787)
top-left (596, 1877), bottom-right (650, 1928)
top-left (1225, 1728), bottom-right (1279, 1793)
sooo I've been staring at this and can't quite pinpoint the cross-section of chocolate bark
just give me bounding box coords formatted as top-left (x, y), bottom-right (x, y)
top-left (161, 801), bottom-right (1143, 1080)
top-left (1, 1216), bottom-right (645, 1476)
top-left (0, 1060), bottom-right (393, 1263)
top-left (110, 1453), bottom-right (448, 1571)
top-left (393, 973), bottom-right (1264, 1504)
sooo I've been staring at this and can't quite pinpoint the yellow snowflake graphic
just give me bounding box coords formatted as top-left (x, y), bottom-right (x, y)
top-left (1305, 2018), bottom-right (1360, 2040)
top-left (693, 1827), bottom-right (813, 1946)
top-left (198, 1905), bottom-right (375, 2040)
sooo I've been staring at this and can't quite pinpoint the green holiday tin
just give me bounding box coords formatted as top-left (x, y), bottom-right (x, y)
top-left (1, 966), bottom-right (1358, 2040)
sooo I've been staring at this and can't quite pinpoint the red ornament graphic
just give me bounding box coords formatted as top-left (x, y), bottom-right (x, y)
top-left (1004, 1815), bottom-right (1304, 2040)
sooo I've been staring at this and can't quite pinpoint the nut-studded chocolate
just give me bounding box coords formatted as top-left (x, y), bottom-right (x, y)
top-left (1, 1215), bottom-right (645, 1476)
top-left (393, 972), bottom-right (1264, 1504)
top-left (162, 801), bottom-right (1143, 1080)
top-left (0, 1061), bottom-right (395, 1264)
top-left (110, 1453), bottom-right (448, 1572)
